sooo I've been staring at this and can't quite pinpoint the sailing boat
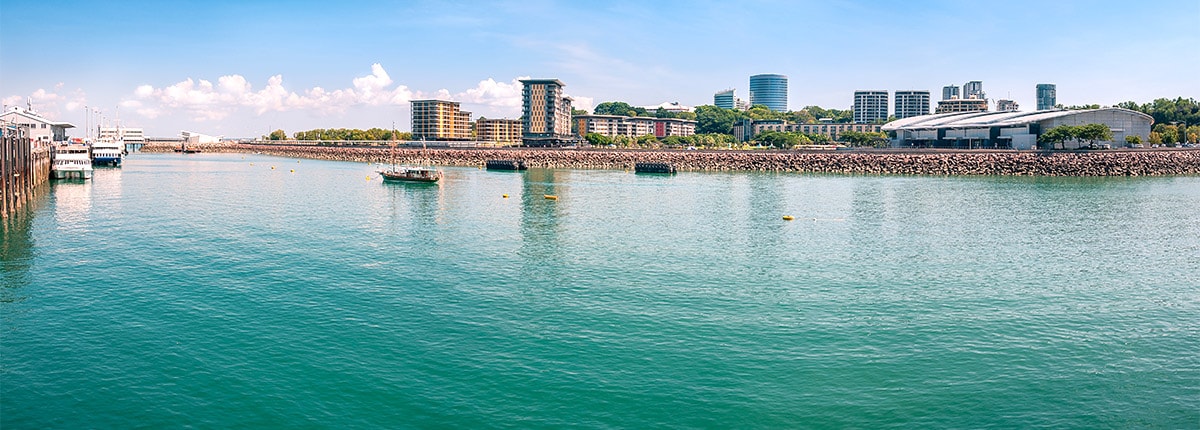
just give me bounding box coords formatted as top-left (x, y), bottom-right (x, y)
top-left (377, 130), bottom-right (442, 183)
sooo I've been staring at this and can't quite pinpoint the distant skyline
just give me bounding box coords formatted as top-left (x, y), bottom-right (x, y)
top-left (2, 0), bottom-right (1198, 137)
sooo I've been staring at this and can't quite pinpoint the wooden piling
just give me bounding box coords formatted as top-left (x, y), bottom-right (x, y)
top-left (2, 125), bottom-right (51, 218)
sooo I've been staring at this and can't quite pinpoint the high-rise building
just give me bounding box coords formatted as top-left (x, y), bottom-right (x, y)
top-left (942, 85), bottom-right (960, 100)
top-left (714, 89), bottom-right (736, 110)
top-left (411, 99), bottom-right (472, 140)
top-left (749, 74), bottom-right (788, 112)
top-left (894, 90), bottom-right (930, 119)
top-left (1036, 84), bottom-right (1057, 111)
top-left (520, 79), bottom-right (576, 146)
top-left (963, 81), bottom-right (985, 100)
top-left (853, 90), bottom-right (889, 124)
top-left (996, 99), bottom-right (1020, 112)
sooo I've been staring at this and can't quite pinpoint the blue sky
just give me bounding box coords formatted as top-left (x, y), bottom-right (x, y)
top-left (2, 0), bottom-right (1197, 138)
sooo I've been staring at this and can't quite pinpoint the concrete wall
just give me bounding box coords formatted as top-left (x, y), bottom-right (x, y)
top-left (1040, 109), bottom-right (1152, 148)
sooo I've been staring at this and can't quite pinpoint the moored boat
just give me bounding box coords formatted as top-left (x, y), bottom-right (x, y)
top-left (378, 166), bottom-right (442, 182)
top-left (92, 138), bottom-right (124, 166)
top-left (53, 143), bottom-right (94, 179)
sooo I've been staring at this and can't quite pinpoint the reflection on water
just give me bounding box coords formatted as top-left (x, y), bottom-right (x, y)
top-left (519, 169), bottom-right (565, 280)
top-left (1, 189), bottom-right (46, 302)
top-left (51, 180), bottom-right (93, 227)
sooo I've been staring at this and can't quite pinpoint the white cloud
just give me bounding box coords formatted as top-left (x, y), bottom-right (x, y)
top-left (567, 94), bottom-right (594, 112)
top-left (129, 63), bottom-right (428, 121)
top-left (2, 85), bottom-right (87, 120)
top-left (454, 77), bottom-right (528, 108)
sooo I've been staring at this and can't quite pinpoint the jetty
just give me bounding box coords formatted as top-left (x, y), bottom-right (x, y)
top-left (1, 125), bottom-right (53, 217)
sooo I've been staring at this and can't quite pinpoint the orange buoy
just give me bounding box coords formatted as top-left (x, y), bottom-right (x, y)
top-left (782, 215), bottom-right (795, 221)
top-left (544, 195), bottom-right (558, 200)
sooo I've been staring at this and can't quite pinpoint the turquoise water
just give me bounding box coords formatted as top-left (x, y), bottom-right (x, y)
top-left (3, 152), bottom-right (1198, 428)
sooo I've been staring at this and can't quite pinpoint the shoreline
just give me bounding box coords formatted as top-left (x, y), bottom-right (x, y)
top-left (142, 143), bottom-right (1200, 176)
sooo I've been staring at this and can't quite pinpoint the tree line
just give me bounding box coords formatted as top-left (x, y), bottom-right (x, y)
top-left (264, 128), bottom-right (413, 141)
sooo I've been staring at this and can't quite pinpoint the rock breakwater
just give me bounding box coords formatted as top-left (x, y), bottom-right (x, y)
top-left (151, 143), bottom-right (1200, 176)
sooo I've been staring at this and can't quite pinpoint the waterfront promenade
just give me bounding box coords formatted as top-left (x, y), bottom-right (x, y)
top-left (142, 142), bottom-right (1200, 176)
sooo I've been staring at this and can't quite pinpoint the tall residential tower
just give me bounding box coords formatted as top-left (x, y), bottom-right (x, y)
top-left (963, 81), bottom-right (985, 100)
top-left (853, 90), bottom-right (889, 124)
top-left (520, 79), bottom-right (575, 146)
top-left (893, 91), bottom-right (930, 119)
top-left (942, 85), bottom-right (960, 100)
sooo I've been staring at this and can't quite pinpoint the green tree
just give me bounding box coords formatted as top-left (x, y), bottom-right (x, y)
top-left (1075, 123), bottom-right (1113, 147)
top-left (654, 107), bottom-right (676, 119)
top-left (635, 134), bottom-right (659, 147)
top-left (1148, 132), bottom-right (1163, 145)
top-left (661, 135), bottom-right (687, 147)
top-left (584, 133), bottom-right (612, 147)
top-left (592, 101), bottom-right (634, 116)
top-left (840, 130), bottom-right (889, 147)
top-left (675, 111), bottom-right (697, 121)
top-left (1154, 124), bottom-right (1178, 145)
top-left (1125, 135), bottom-right (1142, 146)
top-left (693, 105), bottom-right (744, 135)
top-left (746, 104), bottom-right (783, 120)
top-left (1039, 125), bottom-right (1077, 149)
top-left (269, 129), bottom-right (287, 140)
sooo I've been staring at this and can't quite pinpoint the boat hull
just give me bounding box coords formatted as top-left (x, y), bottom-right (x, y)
top-left (53, 168), bottom-right (94, 180)
top-left (379, 172), bottom-right (440, 183)
top-left (92, 156), bottom-right (122, 166)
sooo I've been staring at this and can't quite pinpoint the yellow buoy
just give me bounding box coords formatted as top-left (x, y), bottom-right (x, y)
top-left (366, 176), bottom-right (371, 180)
top-left (544, 195), bottom-right (558, 200)
top-left (782, 215), bottom-right (795, 221)
top-left (250, 163), bottom-right (254, 166)
top-left (271, 166), bottom-right (275, 170)
top-left (297, 160), bottom-right (301, 163)
top-left (502, 194), bottom-right (509, 198)
top-left (290, 169), bottom-right (294, 173)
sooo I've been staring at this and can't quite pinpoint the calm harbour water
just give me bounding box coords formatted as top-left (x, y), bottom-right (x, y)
top-left (3, 152), bottom-right (1198, 428)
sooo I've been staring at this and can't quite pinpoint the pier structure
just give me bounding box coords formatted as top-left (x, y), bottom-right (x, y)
top-left (1, 124), bottom-right (52, 218)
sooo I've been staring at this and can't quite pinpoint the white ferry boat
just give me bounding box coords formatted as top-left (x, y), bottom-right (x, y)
top-left (91, 138), bottom-right (124, 166)
top-left (53, 143), bottom-right (94, 179)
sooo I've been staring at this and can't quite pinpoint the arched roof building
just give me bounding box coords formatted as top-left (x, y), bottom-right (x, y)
top-left (881, 108), bottom-right (1153, 149)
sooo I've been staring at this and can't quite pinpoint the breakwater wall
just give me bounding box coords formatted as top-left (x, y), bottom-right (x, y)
top-left (223, 144), bottom-right (1200, 176)
top-left (2, 127), bottom-right (52, 218)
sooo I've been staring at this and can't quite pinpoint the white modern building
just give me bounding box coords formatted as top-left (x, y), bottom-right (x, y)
top-left (98, 126), bottom-right (146, 144)
top-left (642, 101), bottom-right (693, 113)
top-left (182, 131), bottom-right (222, 145)
top-left (882, 108), bottom-right (1153, 150)
top-left (0, 106), bottom-right (75, 142)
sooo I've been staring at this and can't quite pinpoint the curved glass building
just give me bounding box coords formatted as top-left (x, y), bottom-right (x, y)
top-left (749, 74), bottom-right (788, 112)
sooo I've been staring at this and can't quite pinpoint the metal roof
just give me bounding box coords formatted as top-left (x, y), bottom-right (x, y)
top-left (1, 107), bottom-right (76, 128)
top-left (881, 108), bottom-right (1152, 131)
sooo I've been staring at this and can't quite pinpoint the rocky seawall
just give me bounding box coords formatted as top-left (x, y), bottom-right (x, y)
top-left (145, 143), bottom-right (1200, 176)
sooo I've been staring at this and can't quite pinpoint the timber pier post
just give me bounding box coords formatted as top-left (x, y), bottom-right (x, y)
top-left (2, 124), bottom-right (52, 218)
